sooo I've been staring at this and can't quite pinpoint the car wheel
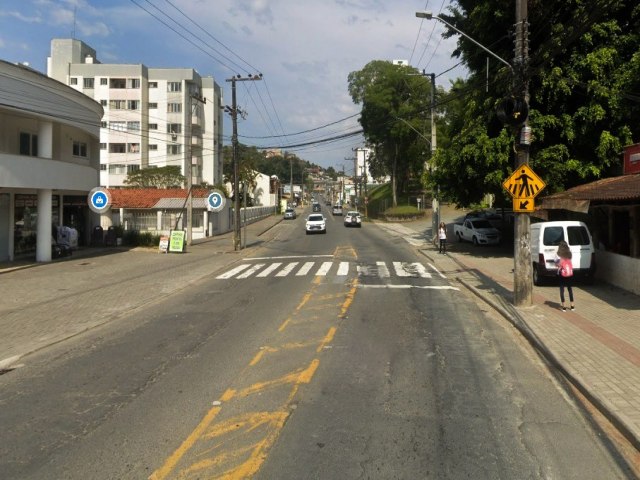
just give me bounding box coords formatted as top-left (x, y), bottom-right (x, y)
top-left (472, 236), bottom-right (479, 246)
top-left (532, 265), bottom-right (543, 286)
top-left (457, 232), bottom-right (463, 242)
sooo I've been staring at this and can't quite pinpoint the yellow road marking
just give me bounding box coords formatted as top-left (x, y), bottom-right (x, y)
top-left (317, 327), bottom-right (336, 352)
top-left (237, 359), bottom-right (319, 398)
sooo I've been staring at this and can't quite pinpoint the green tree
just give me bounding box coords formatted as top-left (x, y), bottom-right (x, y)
top-left (348, 60), bottom-right (433, 207)
top-left (433, 0), bottom-right (640, 206)
top-left (123, 166), bottom-right (185, 188)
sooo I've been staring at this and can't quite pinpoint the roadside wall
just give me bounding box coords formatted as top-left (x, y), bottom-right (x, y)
top-left (595, 250), bottom-right (640, 296)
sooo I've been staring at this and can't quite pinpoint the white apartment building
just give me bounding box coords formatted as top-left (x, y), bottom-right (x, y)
top-left (47, 39), bottom-right (223, 188)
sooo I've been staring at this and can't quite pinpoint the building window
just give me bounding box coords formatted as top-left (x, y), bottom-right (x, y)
top-left (149, 144), bottom-right (158, 151)
top-left (128, 143), bottom-right (140, 153)
top-left (128, 78), bottom-right (140, 89)
top-left (100, 100), bottom-right (107, 107)
top-left (167, 144), bottom-right (182, 155)
top-left (167, 123), bottom-right (182, 134)
top-left (100, 121), bottom-right (107, 128)
top-left (73, 141), bottom-right (88, 157)
top-left (148, 123), bottom-right (158, 130)
top-left (110, 121), bottom-right (126, 132)
top-left (109, 100), bottom-right (126, 109)
top-left (149, 81), bottom-right (158, 88)
top-left (167, 103), bottom-right (182, 113)
top-left (127, 121), bottom-right (140, 131)
top-left (168, 82), bottom-right (182, 92)
top-left (70, 77), bottom-right (78, 85)
top-left (100, 78), bottom-right (108, 85)
top-left (108, 164), bottom-right (127, 174)
top-left (100, 143), bottom-right (107, 150)
top-left (109, 143), bottom-right (126, 153)
top-left (110, 78), bottom-right (126, 89)
top-left (19, 132), bottom-right (38, 156)
top-left (148, 102), bottom-right (158, 109)
top-left (100, 164), bottom-right (107, 171)
top-left (84, 78), bottom-right (94, 88)
top-left (127, 165), bottom-right (140, 174)
top-left (128, 100), bottom-right (139, 110)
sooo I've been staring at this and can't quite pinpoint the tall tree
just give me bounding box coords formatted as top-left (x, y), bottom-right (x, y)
top-left (348, 61), bottom-right (432, 206)
top-left (432, 0), bottom-right (640, 207)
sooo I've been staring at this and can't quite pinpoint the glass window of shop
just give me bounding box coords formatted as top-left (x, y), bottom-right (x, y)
top-left (14, 194), bottom-right (60, 255)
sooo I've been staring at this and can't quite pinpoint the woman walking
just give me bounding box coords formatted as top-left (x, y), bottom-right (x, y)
top-left (438, 222), bottom-right (447, 254)
top-left (555, 240), bottom-right (575, 311)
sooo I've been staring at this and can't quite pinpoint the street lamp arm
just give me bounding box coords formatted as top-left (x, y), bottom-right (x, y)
top-left (394, 116), bottom-right (431, 145)
top-left (416, 11), bottom-right (513, 72)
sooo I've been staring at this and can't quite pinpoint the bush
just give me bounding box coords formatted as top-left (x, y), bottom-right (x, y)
top-left (122, 230), bottom-right (161, 247)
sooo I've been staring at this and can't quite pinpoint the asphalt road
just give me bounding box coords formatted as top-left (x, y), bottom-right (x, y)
top-left (0, 205), bottom-right (635, 479)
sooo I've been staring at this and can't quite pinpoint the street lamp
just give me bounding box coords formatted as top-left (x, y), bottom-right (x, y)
top-left (415, 11), bottom-right (513, 72)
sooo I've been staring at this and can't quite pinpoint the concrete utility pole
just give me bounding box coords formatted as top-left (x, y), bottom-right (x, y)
top-left (513, 0), bottom-right (532, 306)
top-left (225, 74), bottom-right (262, 251)
top-left (185, 90), bottom-right (206, 247)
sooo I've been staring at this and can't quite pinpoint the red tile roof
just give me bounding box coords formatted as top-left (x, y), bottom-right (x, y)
top-left (543, 174), bottom-right (640, 202)
top-left (107, 188), bottom-right (212, 208)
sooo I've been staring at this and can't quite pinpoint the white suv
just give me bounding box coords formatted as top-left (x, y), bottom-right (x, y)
top-left (305, 214), bottom-right (326, 234)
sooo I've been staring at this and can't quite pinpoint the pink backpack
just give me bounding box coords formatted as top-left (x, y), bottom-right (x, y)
top-left (559, 258), bottom-right (573, 277)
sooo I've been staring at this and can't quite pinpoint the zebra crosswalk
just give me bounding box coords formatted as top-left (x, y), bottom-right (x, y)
top-left (216, 259), bottom-right (444, 280)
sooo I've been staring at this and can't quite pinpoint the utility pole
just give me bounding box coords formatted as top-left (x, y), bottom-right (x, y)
top-left (225, 73), bottom-right (262, 251)
top-left (185, 89), bottom-right (206, 247)
top-left (513, 0), bottom-right (532, 306)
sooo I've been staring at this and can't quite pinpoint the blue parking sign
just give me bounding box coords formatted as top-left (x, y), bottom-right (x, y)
top-left (88, 188), bottom-right (111, 213)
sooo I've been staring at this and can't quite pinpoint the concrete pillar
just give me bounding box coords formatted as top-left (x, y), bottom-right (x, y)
top-left (38, 121), bottom-right (53, 159)
top-left (36, 189), bottom-right (52, 262)
top-left (157, 211), bottom-right (162, 231)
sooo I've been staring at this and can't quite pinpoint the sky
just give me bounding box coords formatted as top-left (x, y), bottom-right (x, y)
top-left (0, 0), bottom-right (467, 171)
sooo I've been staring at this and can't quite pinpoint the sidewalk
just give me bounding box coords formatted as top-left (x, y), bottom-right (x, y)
top-left (408, 206), bottom-right (640, 453)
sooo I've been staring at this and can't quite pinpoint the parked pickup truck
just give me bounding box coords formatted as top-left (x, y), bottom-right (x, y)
top-left (454, 218), bottom-right (501, 246)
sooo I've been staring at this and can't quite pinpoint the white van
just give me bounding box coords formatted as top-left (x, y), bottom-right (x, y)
top-left (530, 221), bottom-right (596, 285)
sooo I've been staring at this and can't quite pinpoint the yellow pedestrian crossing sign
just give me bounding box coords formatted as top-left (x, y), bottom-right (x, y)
top-left (503, 164), bottom-right (545, 199)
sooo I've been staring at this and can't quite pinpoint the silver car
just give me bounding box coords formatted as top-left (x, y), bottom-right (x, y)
top-left (284, 208), bottom-right (296, 220)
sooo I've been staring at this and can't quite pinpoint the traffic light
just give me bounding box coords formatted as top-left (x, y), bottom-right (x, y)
top-left (497, 97), bottom-right (529, 126)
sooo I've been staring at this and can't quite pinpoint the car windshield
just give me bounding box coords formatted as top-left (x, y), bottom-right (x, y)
top-left (471, 219), bottom-right (492, 229)
top-left (308, 215), bottom-right (323, 221)
top-left (285, 209), bottom-right (294, 213)
top-left (347, 211), bottom-right (359, 216)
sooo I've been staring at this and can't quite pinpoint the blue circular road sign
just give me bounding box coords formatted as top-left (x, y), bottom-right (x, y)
top-left (88, 187), bottom-right (111, 213)
top-left (207, 190), bottom-right (226, 212)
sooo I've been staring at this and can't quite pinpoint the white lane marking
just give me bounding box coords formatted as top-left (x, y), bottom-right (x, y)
top-left (357, 264), bottom-right (373, 276)
top-left (337, 262), bottom-right (350, 276)
top-left (237, 263), bottom-right (265, 279)
top-left (246, 255), bottom-right (333, 261)
top-left (393, 262), bottom-right (412, 277)
top-left (376, 261), bottom-right (390, 278)
top-left (357, 284), bottom-right (459, 290)
top-left (297, 262), bottom-right (315, 276)
top-left (216, 264), bottom-right (252, 279)
top-left (392, 262), bottom-right (432, 278)
top-left (257, 262), bottom-right (282, 277)
top-left (316, 261), bottom-right (333, 276)
top-left (276, 262), bottom-right (299, 277)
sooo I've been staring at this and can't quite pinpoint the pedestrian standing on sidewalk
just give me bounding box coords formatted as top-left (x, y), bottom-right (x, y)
top-left (438, 222), bottom-right (447, 254)
top-left (555, 240), bottom-right (575, 312)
